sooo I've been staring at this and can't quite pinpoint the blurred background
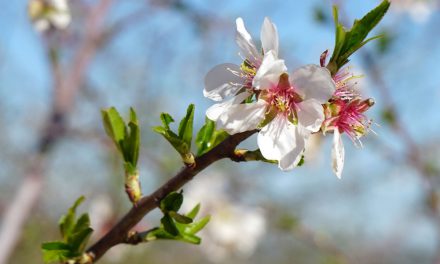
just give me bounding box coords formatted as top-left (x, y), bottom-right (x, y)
top-left (1, 0), bottom-right (440, 263)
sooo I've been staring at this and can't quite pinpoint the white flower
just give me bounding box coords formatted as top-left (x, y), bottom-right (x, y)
top-left (256, 54), bottom-right (335, 170)
top-left (205, 17), bottom-right (279, 127)
top-left (28, 0), bottom-right (71, 32)
top-left (204, 17), bottom-right (335, 170)
top-left (208, 50), bottom-right (335, 170)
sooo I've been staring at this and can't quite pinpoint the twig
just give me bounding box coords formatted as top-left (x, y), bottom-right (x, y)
top-left (86, 130), bottom-right (256, 262)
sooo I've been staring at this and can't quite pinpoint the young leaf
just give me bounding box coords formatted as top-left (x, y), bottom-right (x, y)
top-left (125, 120), bottom-right (140, 167)
top-left (43, 197), bottom-right (93, 264)
top-left (145, 228), bottom-right (174, 241)
top-left (160, 191), bottom-right (184, 212)
top-left (41, 242), bottom-right (72, 263)
top-left (68, 227), bottom-right (93, 254)
top-left (169, 211), bottom-right (193, 224)
top-left (340, 0), bottom-right (390, 57)
top-left (72, 213), bottom-right (90, 235)
top-left (179, 233), bottom-right (201, 244)
top-left (101, 107), bottom-right (126, 152)
top-left (186, 203), bottom-right (201, 220)
top-left (160, 113), bottom-right (174, 130)
top-left (59, 196), bottom-right (85, 239)
top-left (161, 214), bottom-right (179, 236)
top-left (178, 104), bottom-right (195, 148)
top-left (328, 0), bottom-right (390, 74)
top-left (196, 118), bottom-right (229, 156)
top-left (185, 215), bottom-right (211, 235)
top-left (196, 118), bottom-right (215, 155)
top-left (153, 126), bottom-right (190, 156)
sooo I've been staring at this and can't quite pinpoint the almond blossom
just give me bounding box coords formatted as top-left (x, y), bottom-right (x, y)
top-left (204, 17), bottom-right (279, 131)
top-left (254, 54), bottom-right (335, 170)
top-left (322, 68), bottom-right (374, 178)
top-left (207, 49), bottom-right (335, 170)
top-left (28, 0), bottom-right (71, 32)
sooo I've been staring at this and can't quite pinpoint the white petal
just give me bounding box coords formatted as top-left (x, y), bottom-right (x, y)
top-left (252, 50), bottom-right (287, 90)
top-left (331, 129), bottom-right (345, 179)
top-left (290, 64), bottom-right (335, 103)
top-left (217, 100), bottom-right (267, 134)
top-left (50, 13), bottom-right (71, 29)
top-left (260, 17), bottom-right (279, 57)
top-left (258, 115), bottom-right (306, 170)
top-left (206, 92), bottom-right (250, 121)
top-left (51, 0), bottom-right (68, 9)
top-left (204, 63), bottom-right (245, 101)
top-left (34, 19), bottom-right (50, 32)
top-left (49, 0), bottom-right (71, 29)
top-left (297, 99), bottom-right (325, 132)
top-left (235, 17), bottom-right (260, 64)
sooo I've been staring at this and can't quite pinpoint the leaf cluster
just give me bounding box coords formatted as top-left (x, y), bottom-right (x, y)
top-left (327, 0), bottom-right (390, 75)
top-left (145, 191), bottom-right (210, 244)
top-left (41, 197), bottom-right (93, 263)
top-left (101, 107), bottom-right (140, 174)
top-left (153, 105), bottom-right (229, 163)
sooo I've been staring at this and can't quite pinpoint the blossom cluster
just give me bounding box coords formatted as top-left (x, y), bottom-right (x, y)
top-left (204, 18), bottom-right (374, 178)
top-left (28, 0), bottom-right (71, 32)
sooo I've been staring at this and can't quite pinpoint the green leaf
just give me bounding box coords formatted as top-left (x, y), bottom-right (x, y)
top-left (154, 107), bottom-right (197, 164)
top-left (169, 211), bottom-right (193, 224)
top-left (210, 130), bottom-right (229, 149)
top-left (161, 214), bottom-right (179, 236)
top-left (42, 197), bottom-right (94, 264)
top-left (125, 119), bottom-right (140, 167)
top-left (145, 228), bottom-right (174, 241)
top-left (178, 104), bottom-right (195, 148)
top-left (59, 196), bottom-right (85, 239)
top-left (340, 0), bottom-right (390, 56)
top-left (160, 113), bottom-right (174, 130)
top-left (196, 118), bottom-right (215, 155)
top-left (101, 107), bottom-right (141, 169)
top-left (153, 126), bottom-right (190, 156)
top-left (129, 107), bottom-right (137, 123)
top-left (72, 214), bottom-right (90, 234)
top-left (179, 233), bottom-right (201, 244)
top-left (101, 107), bottom-right (126, 152)
top-left (41, 242), bottom-right (72, 263)
top-left (185, 215), bottom-right (210, 235)
top-left (195, 118), bottom-right (229, 156)
top-left (186, 203), bottom-right (201, 219)
top-left (328, 0), bottom-right (390, 74)
top-left (41, 242), bottom-right (71, 251)
top-left (69, 213), bottom-right (93, 253)
top-left (160, 191), bottom-right (184, 212)
top-left (68, 227), bottom-right (93, 253)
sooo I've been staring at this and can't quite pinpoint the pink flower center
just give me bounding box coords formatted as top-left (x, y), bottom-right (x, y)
top-left (262, 73), bottom-right (302, 117)
top-left (329, 99), bottom-right (373, 144)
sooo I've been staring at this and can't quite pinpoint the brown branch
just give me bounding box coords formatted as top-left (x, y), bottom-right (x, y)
top-left (86, 130), bottom-right (256, 262)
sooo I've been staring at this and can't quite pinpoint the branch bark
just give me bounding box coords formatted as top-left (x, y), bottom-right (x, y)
top-left (86, 130), bottom-right (256, 262)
